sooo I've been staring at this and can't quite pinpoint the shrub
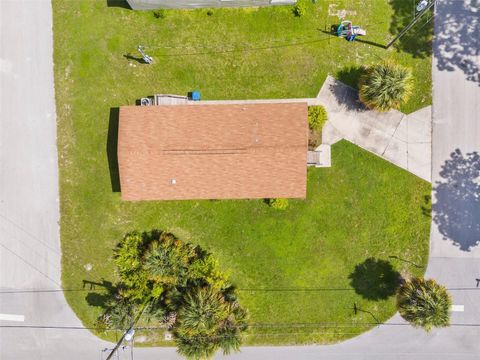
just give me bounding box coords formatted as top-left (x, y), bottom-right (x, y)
top-left (268, 198), bottom-right (289, 210)
top-left (153, 9), bottom-right (166, 19)
top-left (308, 105), bottom-right (328, 131)
top-left (206, 10), bottom-right (213, 16)
top-left (101, 230), bottom-right (248, 358)
top-left (292, 2), bottom-right (306, 17)
top-left (397, 277), bottom-right (452, 332)
top-left (359, 61), bottom-right (414, 111)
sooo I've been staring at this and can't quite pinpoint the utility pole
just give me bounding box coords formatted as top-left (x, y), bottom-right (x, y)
top-left (386, 0), bottom-right (436, 49)
top-left (105, 301), bottom-right (149, 360)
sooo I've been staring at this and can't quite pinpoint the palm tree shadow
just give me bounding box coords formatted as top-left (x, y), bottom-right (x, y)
top-left (433, 149), bottom-right (480, 251)
top-left (335, 65), bottom-right (365, 89)
top-left (349, 258), bottom-right (401, 300)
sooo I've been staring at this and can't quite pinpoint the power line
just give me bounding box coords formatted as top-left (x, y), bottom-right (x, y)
top-left (386, 0), bottom-right (436, 49)
top-left (133, 35), bottom-right (333, 58)
top-left (2, 321), bottom-right (480, 332)
top-left (0, 243), bottom-right (60, 287)
top-left (1, 286), bottom-right (479, 295)
top-left (140, 33), bottom-right (329, 51)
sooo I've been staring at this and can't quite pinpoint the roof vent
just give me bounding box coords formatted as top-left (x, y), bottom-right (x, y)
top-left (171, 179), bottom-right (177, 185)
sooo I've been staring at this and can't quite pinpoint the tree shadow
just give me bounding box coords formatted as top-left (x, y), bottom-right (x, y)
top-left (349, 258), bottom-right (401, 300)
top-left (432, 149), bottom-right (480, 251)
top-left (84, 279), bottom-right (116, 308)
top-left (86, 292), bottom-right (111, 308)
top-left (328, 77), bottom-right (366, 112)
top-left (335, 65), bottom-right (365, 89)
top-left (389, 0), bottom-right (433, 59)
top-left (433, 1), bottom-right (479, 85)
top-left (107, 108), bottom-right (121, 192)
top-left (106, 0), bottom-right (131, 9)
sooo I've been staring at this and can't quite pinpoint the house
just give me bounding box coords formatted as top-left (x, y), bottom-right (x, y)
top-left (118, 102), bottom-right (308, 201)
top-left (126, 0), bottom-right (296, 10)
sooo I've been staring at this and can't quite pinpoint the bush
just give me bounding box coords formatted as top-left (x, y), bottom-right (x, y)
top-left (206, 10), bottom-right (213, 16)
top-left (153, 9), bottom-right (166, 19)
top-left (397, 277), bottom-right (452, 332)
top-left (359, 61), bottom-right (414, 111)
top-left (308, 105), bottom-right (328, 131)
top-left (268, 198), bottom-right (289, 210)
top-left (292, 3), bottom-right (306, 17)
top-left (102, 230), bottom-right (248, 358)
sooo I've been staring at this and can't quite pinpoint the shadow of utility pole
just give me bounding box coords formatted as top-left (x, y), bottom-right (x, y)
top-left (389, 255), bottom-right (424, 269)
top-left (353, 303), bottom-right (381, 324)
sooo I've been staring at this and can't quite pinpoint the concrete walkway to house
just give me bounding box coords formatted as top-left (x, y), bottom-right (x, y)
top-left (318, 76), bottom-right (432, 182)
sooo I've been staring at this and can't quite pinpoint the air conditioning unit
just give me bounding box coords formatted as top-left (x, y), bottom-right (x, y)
top-left (140, 97), bottom-right (152, 106)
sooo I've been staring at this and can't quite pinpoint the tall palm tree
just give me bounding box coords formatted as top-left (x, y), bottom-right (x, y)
top-left (359, 61), bottom-right (414, 111)
top-left (397, 277), bottom-right (452, 332)
top-left (175, 287), bottom-right (248, 360)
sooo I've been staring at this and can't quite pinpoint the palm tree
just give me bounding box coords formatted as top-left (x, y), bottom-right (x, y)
top-left (397, 277), bottom-right (452, 332)
top-left (359, 61), bottom-right (414, 111)
top-left (175, 287), bottom-right (248, 360)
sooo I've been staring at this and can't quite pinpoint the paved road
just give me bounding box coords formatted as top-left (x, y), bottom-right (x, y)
top-left (0, 0), bottom-right (478, 359)
top-left (0, 1), bottom-right (111, 359)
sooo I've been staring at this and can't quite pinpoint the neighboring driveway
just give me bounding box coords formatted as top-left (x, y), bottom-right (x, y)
top-left (318, 76), bottom-right (432, 182)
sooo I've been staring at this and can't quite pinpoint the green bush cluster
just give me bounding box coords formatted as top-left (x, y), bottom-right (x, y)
top-left (153, 9), bottom-right (166, 19)
top-left (292, 2), bottom-right (306, 17)
top-left (308, 105), bottom-right (328, 131)
top-left (268, 198), bottom-right (289, 210)
top-left (98, 231), bottom-right (248, 359)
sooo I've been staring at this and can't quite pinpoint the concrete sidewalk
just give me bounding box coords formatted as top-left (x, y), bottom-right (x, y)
top-left (318, 76), bottom-right (432, 182)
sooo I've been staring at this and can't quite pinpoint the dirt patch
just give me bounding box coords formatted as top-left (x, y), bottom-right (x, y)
top-left (309, 128), bottom-right (322, 150)
top-left (328, 4), bottom-right (357, 19)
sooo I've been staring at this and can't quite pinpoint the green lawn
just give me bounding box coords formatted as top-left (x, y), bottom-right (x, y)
top-left (53, 0), bottom-right (432, 346)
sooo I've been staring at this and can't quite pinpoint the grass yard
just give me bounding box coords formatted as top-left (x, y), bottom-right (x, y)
top-left (53, 0), bottom-right (432, 346)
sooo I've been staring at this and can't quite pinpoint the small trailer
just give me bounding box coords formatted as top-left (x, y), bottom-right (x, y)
top-left (336, 21), bottom-right (366, 42)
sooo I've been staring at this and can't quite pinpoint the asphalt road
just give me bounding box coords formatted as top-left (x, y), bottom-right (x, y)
top-left (0, 0), bottom-right (479, 359)
top-left (0, 1), bottom-right (110, 359)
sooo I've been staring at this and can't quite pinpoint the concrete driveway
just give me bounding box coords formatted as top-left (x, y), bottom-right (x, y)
top-left (318, 76), bottom-right (432, 182)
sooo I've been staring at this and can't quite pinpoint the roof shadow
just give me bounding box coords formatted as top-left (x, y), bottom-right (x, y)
top-left (107, 108), bottom-right (121, 192)
top-left (106, 0), bottom-right (131, 9)
top-left (433, 149), bottom-right (480, 251)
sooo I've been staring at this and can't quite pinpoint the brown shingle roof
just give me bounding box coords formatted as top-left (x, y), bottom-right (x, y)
top-left (118, 103), bottom-right (308, 201)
